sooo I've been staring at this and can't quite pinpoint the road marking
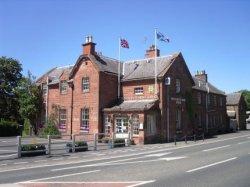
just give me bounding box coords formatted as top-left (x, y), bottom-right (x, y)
top-left (127, 180), bottom-right (155, 187)
top-left (159, 156), bottom-right (186, 161)
top-left (52, 158), bottom-right (63, 161)
top-left (202, 145), bottom-right (231, 152)
top-left (0, 154), bottom-right (16, 158)
top-left (186, 157), bottom-right (237, 173)
top-left (144, 152), bottom-right (172, 157)
top-left (0, 133), bottom-right (248, 174)
top-left (14, 162), bottom-right (28, 165)
top-left (0, 164), bottom-right (7, 166)
top-left (67, 156), bottom-right (79, 159)
top-left (238, 140), bottom-right (250, 145)
top-left (0, 149), bottom-right (14, 152)
top-left (20, 170), bottom-right (100, 183)
top-left (52, 152), bottom-right (172, 172)
top-left (34, 160), bottom-right (47, 163)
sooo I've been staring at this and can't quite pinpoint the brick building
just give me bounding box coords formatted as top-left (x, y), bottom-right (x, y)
top-left (37, 36), bottom-right (227, 144)
top-left (226, 92), bottom-right (247, 130)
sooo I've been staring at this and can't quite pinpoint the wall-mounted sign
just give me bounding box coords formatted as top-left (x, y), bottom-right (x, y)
top-left (171, 97), bottom-right (186, 105)
top-left (165, 77), bottom-right (171, 85)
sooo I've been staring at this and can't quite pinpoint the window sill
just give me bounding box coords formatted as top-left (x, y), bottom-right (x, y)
top-left (135, 93), bottom-right (143, 95)
top-left (82, 90), bottom-right (90, 93)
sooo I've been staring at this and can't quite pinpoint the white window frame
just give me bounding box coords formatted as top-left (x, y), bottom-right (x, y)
top-left (81, 108), bottom-right (89, 132)
top-left (82, 77), bottom-right (90, 92)
top-left (134, 87), bottom-right (144, 95)
top-left (132, 115), bottom-right (140, 136)
top-left (42, 83), bottom-right (47, 95)
top-left (59, 109), bottom-right (67, 131)
top-left (104, 115), bottom-right (111, 135)
top-left (60, 81), bottom-right (67, 94)
top-left (176, 79), bottom-right (181, 93)
top-left (115, 117), bottom-right (129, 134)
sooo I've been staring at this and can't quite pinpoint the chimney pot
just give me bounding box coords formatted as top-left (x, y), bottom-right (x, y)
top-left (82, 35), bottom-right (96, 55)
top-left (195, 70), bottom-right (208, 82)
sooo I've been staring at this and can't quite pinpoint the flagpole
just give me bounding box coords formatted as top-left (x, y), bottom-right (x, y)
top-left (118, 37), bottom-right (121, 99)
top-left (154, 28), bottom-right (157, 97)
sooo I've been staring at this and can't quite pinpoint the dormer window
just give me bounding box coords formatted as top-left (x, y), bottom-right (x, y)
top-left (134, 87), bottom-right (143, 95)
top-left (82, 77), bottom-right (90, 92)
top-left (60, 81), bottom-right (67, 94)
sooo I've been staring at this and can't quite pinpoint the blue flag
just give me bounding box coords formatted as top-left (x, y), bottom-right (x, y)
top-left (157, 31), bottom-right (170, 42)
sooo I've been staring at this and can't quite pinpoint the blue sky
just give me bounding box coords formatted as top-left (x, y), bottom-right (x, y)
top-left (0, 0), bottom-right (249, 93)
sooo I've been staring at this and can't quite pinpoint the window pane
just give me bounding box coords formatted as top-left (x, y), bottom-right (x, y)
top-left (59, 109), bottom-right (67, 132)
top-left (81, 108), bottom-right (89, 132)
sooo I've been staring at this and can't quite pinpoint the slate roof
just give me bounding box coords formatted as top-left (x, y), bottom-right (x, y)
top-left (192, 77), bottom-right (225, 95)
top-left (122, 53), bottom-right (179, 81)
top-left (103, 99), bottom-right (157, 112)
top-left (37, 52), bottom-right (181, 84)
top-left (226, 92), bottom-right (242, 105)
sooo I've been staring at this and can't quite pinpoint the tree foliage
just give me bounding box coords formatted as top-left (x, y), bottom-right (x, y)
top-left (241, 90), bottom-right (250, 110)
top-left (16, 71), bottom-right (43, 134)
top-left (0, 56), bottom-right (22, 121)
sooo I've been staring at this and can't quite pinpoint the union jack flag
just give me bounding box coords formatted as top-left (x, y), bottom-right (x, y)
top-left (120, 38), bottom-right (129, 48)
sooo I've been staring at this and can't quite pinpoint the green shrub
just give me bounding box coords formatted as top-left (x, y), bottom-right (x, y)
top-left (66, 141), bottom-right (88, 152)
top-left (113, 138), bottom-right (125, 147)
top-left (21, 144), bottom-right (46, 157)
top-left (0, 119), bottom-right (20, 136)
top-left (22, 119), bottom-right (31, 137)
top-left (39, 118), bottom-right (60, 137)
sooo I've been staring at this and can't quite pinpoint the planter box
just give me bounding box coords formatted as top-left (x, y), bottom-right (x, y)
top-left (66, 141), bottom-right (88, 153)
top-left (21, 144), bottom-right (46, 157)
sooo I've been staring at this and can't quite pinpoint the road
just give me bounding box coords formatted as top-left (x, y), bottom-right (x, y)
top-left (0, 131), bottom-right (249, 187)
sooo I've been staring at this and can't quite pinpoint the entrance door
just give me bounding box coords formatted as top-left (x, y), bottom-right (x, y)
top-left (115, 117), bottom-right (129, 138)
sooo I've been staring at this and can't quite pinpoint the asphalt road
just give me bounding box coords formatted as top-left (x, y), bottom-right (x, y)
top-left (0, 131), bottom-right (250, 187)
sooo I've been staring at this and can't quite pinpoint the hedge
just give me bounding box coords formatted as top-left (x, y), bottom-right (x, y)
top-left (0, 120), bottom-right (20, 136)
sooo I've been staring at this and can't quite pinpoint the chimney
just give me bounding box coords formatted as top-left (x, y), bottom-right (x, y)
top-left (145, 45), bottom-right (160, 58)
top-left (82, 35), bottom-right (96, 55)
top-left (195, 70), bottom-right (208, 82)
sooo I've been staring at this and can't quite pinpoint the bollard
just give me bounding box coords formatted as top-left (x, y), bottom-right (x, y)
top-left (185, 135), bottom-right (187, 144)
top-left (194, 134), bottom-right (196, 142)
top-left (93, 133), bottom-right (97, 151)
top-left (47, 135), bottom-right (51, 157)
top-left (72, 134), bottom-right (76, 153)
top-left (17, 136), bottom-right (21, 158)
top-left (111, 132), bottom-right (115, 149)
top-left (203, 133), bottom-right (205, 141)
top-left (128, 132), bottom-right (131, 146)
top-left (174, 135), bottom-right (177, 146)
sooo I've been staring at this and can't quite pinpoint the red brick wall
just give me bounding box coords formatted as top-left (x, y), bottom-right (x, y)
top-left (122, 79), bottom-right (157, 101)
top-left (71, 59), bottom-right (100, 134)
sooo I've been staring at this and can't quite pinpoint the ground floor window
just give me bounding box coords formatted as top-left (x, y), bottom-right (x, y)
top-left (104, 115), bottom-right (111, 134)
top-left (116, 117), bottom-right (129, 134)
top-left (59, 109), bottom-right (67, 132)
top-left (81, 108), bottom-right (89, 132)
top-left (147, 114), bottom-right (156, 135)
top-left (132, 114), bottom-right (139, 136)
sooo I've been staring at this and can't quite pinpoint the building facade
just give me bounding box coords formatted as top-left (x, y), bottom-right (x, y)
top-left (226, 92), bottom-right (247, 130)
top-left (37, 36), bottom-right (228, 144)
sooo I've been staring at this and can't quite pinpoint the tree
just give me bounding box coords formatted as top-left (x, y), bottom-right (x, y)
top-left (241, 90), bottom-right (250, 111)
top-left (0, 56), bottom-right (22, 121)
top-left (16, 71), bottom-right (43, 135)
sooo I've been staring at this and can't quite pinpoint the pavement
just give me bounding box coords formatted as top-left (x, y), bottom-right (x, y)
top-left (0, 131), bottom-right (249, 187)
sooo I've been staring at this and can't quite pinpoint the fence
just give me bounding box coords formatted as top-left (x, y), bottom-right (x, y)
top-left (13, 132), bottom-right (131, 158)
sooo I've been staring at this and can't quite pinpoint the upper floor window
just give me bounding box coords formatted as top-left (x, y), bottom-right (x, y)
top-left (81, 108), bottom-right (89, 132)
top-left (60, 81), bottom-right (67, 94)
top-left (134, 87), bottom-right (143, 95)
top-left (82, 77), bottom-right (90, 92)
top-left (59, 109), bottom-right (67, 132)
top-left (176, 79), bottom-right (181, 93)
top-left (214, 95), bottom-right (217, 106)
top-left (219, 97), bottom-right (223, 107)
top-left (42, 83), bottom-right (47, 95)
top-left (207, 94), bottom-right (211, 106)
top-left (197, 92), bottom-right (202, 104)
